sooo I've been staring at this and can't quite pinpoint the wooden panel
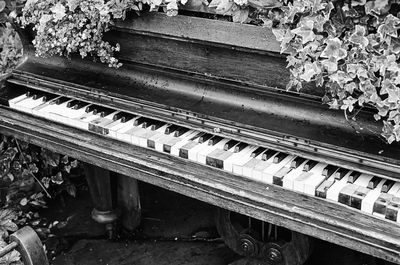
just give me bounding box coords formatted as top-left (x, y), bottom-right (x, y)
top-left (117, 12), bottom-right (281, 53)
top-left (108, 31), bottom-right (291, 91)
top-left (1, 107), bottom-right (400, 264)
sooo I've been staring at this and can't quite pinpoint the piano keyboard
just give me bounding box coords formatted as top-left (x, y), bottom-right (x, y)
top-left (8, 89), bottom-right (400, 224)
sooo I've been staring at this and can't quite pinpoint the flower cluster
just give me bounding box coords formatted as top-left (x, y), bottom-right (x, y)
top-left (267, 0), bottom-right (400, 144)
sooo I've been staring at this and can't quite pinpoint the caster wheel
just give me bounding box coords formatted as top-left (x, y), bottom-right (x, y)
top-left (216, 209), bottom-right (312, 265)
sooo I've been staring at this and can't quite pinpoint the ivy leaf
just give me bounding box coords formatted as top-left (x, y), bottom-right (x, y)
top-left (291, 19), bottom-right (315, 44)
top-left (341, 96), bottom-right (357, 112)
top-left (351, 0), bottom-right (365, 7)
top-left (349, 25), bottom-right (369, 48)
top-left (329, 70), bottom-right (352, 88)
top-left (272, 28), bottom-right (294, 53)
top-left (232, 8), bottom-right (249, 23)
top-left (67, 0), bottom-right (79, 11)
top-left (51, 172), bottom-right (63, 185)
top-left (0, 1), bottom-right (5, 12)
top-left (320, 37), bottom-right (347, 61)
top-left (50, 3), bottom-right (66, 21)
top-left (247, 0), bottom-right (281, 9)
top-left (377, 15), bottom-right (400, 39)
top-left (41, 177), bottom-right (50, 189)
top-left (299, 62), bottom-right (321, 82)
top-left (321, 58), bottom-right (337, 73)
top-left (365, 0), bottom-right (390, 16)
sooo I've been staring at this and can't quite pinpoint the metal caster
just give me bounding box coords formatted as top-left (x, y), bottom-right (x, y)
top-left (0, 226), bottom-right (48, 265)
top-left (216, 209), bottom-right (312, 265)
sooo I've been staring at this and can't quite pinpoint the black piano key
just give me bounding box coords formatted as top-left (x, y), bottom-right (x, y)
top-left (149, 120), bottom-right (165, 131)
top-left (373, 193), bottom-right (393, 215)
top-left (113, 112), bottom-right (135, 122)
top-left (72, 101), bottom-right (89, 110)
top-left (367, 176), bottom-right (382, 189)
top-left (165, 124), bottom-right (181, 135)
top-left (132, 117), bottom-right (147, 126)
top-left (190, 132), bottom-right (205, 141)
top-left (93, 106), bottom-right (114, 117)
top-left (273, 152), bottom-right (288, 164)
top-left (262, 149), bottom-right (277, 161)
top-left (55, 97), bottom-right (71, 105)
top-left (208, 136), bottom-right (223, 146)
top-left (385, 197), bottom-right (400, 221)
top-left (303, 160), bottom-right (318, 171)
top-left (174, 127), bottom-right (190, 137)
top-left (198, 134), bottom-right (213, 144)
top-left (315, 179), bottom-right (335, 199)
top-left (250, 147), bottom-right (265, 158)
top-left (334, 168), bottom-right (349, 180)
top-left (2, 87), bottom-right (35, 105)
top-left (381, 179), bottom-right (395, 193)
top-left (347, 171), bottom-right (361, 184)
top-left (290, 157), bottom-right (306, 169)
top-left (224, 140), bottom-right (239, 151)
top-left (350, 187), bottom-right (369, 210)
top-left (234, 142), bottom-right (247, 153)
top-left (273, 166), bottom-right (291, 186)
top-left (322, 165), bottom-right (338, 177)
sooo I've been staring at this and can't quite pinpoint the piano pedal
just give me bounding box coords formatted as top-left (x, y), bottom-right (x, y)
top-left (216, 208), bottom-right (312, 265)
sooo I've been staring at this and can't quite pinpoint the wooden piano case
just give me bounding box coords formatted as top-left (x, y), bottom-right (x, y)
top-left (1, 11), bottom-right (400, 263)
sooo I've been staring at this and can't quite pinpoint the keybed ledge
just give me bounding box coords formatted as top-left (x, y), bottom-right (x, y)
top-left (1, 107), bottom-right (400, 264)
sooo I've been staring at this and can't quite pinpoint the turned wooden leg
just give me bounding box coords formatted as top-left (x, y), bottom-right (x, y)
top-left (83, 163), bottom-right (118, 239)
top-left (117, 173), bottom-right (141, 231)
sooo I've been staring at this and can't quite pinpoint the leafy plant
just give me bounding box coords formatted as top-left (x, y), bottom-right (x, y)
top-left (18, 0), bottom-right (188, 68)
top-left (260, 0), bottom-right (400, 143)
top-left (0, 134), bottom-right (81, 263)
top-left (0, 0), bottom-right (24, 75)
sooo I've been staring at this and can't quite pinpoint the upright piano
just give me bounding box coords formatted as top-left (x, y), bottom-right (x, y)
top-left (1, 10), bottom-right (400, 264)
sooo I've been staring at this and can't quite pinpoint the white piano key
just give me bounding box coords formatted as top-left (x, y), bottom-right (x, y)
top-left (14, 96), bottom-right (46, 113)
top-left (8, 93), bottom-right (29, 108)
top-left (107, 120), bottom-right (131, 138)
top-left (171, 133), bottom-right (203, 157)
top-left (223, 146), bottom-right (257, 173)
top-left (282, 160), bottom-right (308, 190)
top-left (242, 153), bottom-right (265, 179)
top-left (197, 138), bottom-right (230, 164)
top-left (361, 179), bottom-right (386, 214)
top-left (387, 182), bottom-right (400, 195)
top-left (232, 147), bottom-right (263, 176)
top-left (352, 174), bottom-right (373, 187)
top-left (302, 163), bottom-right (328, 195)
top-left (188, 139), bottom-right (210, 161)
top-left (326, 171), bottom-right (352, 202)
top-left (261, 154), bottom-right (295, 184)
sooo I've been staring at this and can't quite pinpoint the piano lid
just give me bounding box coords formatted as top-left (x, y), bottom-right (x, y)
top-left (7, 12), bottom-right (400, 177)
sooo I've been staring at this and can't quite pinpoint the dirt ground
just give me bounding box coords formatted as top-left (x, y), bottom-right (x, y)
top-left (40, 181), bottom-right (390, 265)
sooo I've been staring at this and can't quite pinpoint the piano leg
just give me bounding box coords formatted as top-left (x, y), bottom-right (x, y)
top-left (117, 173), bottom-right (141, 231)
top-left (83, 163), bottom-right (118, 239)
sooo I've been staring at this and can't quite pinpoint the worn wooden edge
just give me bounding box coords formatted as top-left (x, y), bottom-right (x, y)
top-left (1, 108), bottom-right (400, 263)
top-left (115, 12), bottom-right (281, 53)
